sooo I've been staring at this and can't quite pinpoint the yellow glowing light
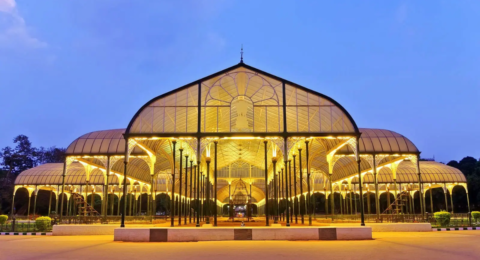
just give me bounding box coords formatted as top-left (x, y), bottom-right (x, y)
top-left (222, 136), bottom-right (263, 140)
top-left (206, 144), bottom-right (211, 158)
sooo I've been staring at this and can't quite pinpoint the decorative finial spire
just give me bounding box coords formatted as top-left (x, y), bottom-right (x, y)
top-left (240, 44), bottom-right (244, 63)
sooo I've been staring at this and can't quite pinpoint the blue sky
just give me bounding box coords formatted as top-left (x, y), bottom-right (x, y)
top-left (0, 0), bottom-right (479, 163)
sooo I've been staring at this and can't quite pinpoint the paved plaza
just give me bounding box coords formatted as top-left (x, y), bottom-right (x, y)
top-left (1, 231), bottom-right (480, 260)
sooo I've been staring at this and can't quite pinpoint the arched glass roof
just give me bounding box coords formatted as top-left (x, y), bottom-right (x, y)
top-left (127, 63), bottom-right (359, 135)
top-left (336, 128), bottom-right (419, 154)
top-left (14, 163), bottom-right (120, 185)
top-left (362, 161), bottom-right (467, 183)
top-left (66, 129), bottom-right (145, 156)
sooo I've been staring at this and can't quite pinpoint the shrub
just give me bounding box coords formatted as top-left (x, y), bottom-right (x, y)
top-left (472, 211), bottom-right (480, 222)
top-left (434, 211), bottom-right (451, 227)
top-left (35, 216), bottom-right (52, 231)
top-left (0, 215), bottom-right (7, 225)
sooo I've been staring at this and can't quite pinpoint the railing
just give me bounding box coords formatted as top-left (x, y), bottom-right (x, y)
top-left (313, 213), bottom-right (476, 227)
top-left (7, 213), bottom-right (475, 228)
top-left (313, 214), bottom-right (426, 223)
top-left (0, 220), bottom-right (52, 233)
top-left (59, 215), bottom-right (159, 224)
top-left (426, 213), bottom-right (475, 228)
top-left (264, 213), bottom-right (427, 223)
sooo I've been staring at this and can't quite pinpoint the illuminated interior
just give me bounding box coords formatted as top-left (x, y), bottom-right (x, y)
top-left (13, 62), bottom-right (469, 220)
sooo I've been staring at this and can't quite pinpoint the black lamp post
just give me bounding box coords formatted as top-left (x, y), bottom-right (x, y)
top-left (196, 162), bottom-right (201, 227)
top-left (293, 152), bottom-right (297, 224)
top-left (178, 144), bottom-right (183, 226)
top-left (305, 139), bottom-right (312, 226)
top-left (285, 159), bottom-right (290, 227)
top-left (190, 159), bottom-right (193, 224)
top-left (298, 144), bottom-right (304, 224)
top-left (272, 152), bottom-right (278, 224)
top-left (171, 140), bottom-right (176, 227)
top-left (184, 153), bottom-right (188, 225)
top-left (264, 140), bottom-right (269, 226)
top-left (206, 152), bottom-right (211, 225)
top-left (214, 141), bottom-right (218, 226)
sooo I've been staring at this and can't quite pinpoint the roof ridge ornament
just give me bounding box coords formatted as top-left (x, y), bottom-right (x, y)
top-left (240, 44), bottom-right (244, 63)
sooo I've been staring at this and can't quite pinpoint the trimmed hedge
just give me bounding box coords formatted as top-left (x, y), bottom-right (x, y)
top-left (434, 211), bottom-right (451, 227)
top-left (472, 211), bottom-right (480, 222)
top-left (35, 216), bottom-right (52, 231)
top-left (0, 215), bottom-right (7, 225)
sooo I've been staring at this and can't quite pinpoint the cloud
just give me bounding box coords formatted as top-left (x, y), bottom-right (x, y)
top-left (0, 0), bottom-right (15, 12)
top-left (0, 0), bottom-right (46, 49)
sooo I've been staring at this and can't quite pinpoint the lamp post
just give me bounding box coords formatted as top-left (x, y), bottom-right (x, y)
top-left (201, 174), bottom-right (204, 221)
top-left (190, 159), bottom-right (193, 224)
top-left (305, 139), bottom-right (312, 226)
top-left (356, 137), bottom-right (366, 226)
top-left (298, 143), bottom-right (304, 224)
top-left (280, 167), bottom-right (284, 221)
top-left (264, 140), bottom-right (269, 226)
top-left (288, 160), bottom-right (292, 223)
top-left (285, 159), bottom-right (290, 227)
top-left (178, 143), bottom-right (183, 226)
top-left (293, 151), bottom-right (297, 224)
top-left (171, 140), bottom-right (176, 227)
top-left (196, 162), bottom-right (201, 227)
top-left (214, 140), bottom-right (218, 227)
top-left (206, 146), bottom-right (211, 225)
top-left (184, 152), bottom-right (189, 225)
top-left (272, 148), bottom-right (278, 224)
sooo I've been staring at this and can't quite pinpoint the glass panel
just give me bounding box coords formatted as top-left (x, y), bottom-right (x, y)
top-left (83, 139), bottom-right (95, 154)
top-left (204, 107), bottom-right (218, 132)
top-left (152, 107), bottom-right (165, 133)
top-left (286, 107), bottom-right (297, 132)
top-left (164, 107), bottom-right (176, 132)
top-left (187, 107), bottom-right (198, 133)
top-left (297, 107), bottom-right (309, 132)
top-left (267, 106), bottom-right (282, 132)
top-left (129, 85), bottom-right (198, 134)
top-left (175, 107), bottom-right (187, 132)
top-left (253, 106), bottom-right (266, 132)
top-left (320, 107), bottom-right (332, 132)
top-left (73, 139), bottom-right (86, 154)
top-left (218, 107), bottom-right (231, 132)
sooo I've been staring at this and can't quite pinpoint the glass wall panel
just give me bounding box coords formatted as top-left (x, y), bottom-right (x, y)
top-left (129, 85), bottom-right (198, 134)
top-left (202, 67), bottom-right (283, 133)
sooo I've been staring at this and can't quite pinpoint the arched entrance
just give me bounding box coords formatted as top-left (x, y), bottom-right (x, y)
top-left (230, 179), bottom-right (252, 221)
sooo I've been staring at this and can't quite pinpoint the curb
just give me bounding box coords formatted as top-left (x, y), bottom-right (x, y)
top-left (433, 227), bottom-right (479, 231)
top-left (0, 232), bottom-right (52, 236)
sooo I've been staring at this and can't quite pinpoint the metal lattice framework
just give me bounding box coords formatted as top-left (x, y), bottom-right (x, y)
top-left (13, 62), bottom-right (470, 223)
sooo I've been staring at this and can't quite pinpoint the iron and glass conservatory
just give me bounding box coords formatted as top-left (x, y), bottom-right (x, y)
top-left (13, 61), bottom-right (469, 226)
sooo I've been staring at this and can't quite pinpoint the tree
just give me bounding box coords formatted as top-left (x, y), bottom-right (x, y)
top-left (458, 157), bottom-right (478, 177)
top-left (35, 147), bottom-right (66, 165)
top-left (448, 157), bottom-right (480, 212)
top-left (1, 135), bottom-right (36, 177)
top-left (0, 135), bottom-right (66, 215)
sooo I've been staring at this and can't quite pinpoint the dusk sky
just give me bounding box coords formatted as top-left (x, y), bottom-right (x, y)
top-left (0, 0), bottom-right (479, 163)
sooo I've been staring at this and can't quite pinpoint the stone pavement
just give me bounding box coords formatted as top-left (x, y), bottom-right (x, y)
top-left (1, 231), bottom-right (480, 260)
